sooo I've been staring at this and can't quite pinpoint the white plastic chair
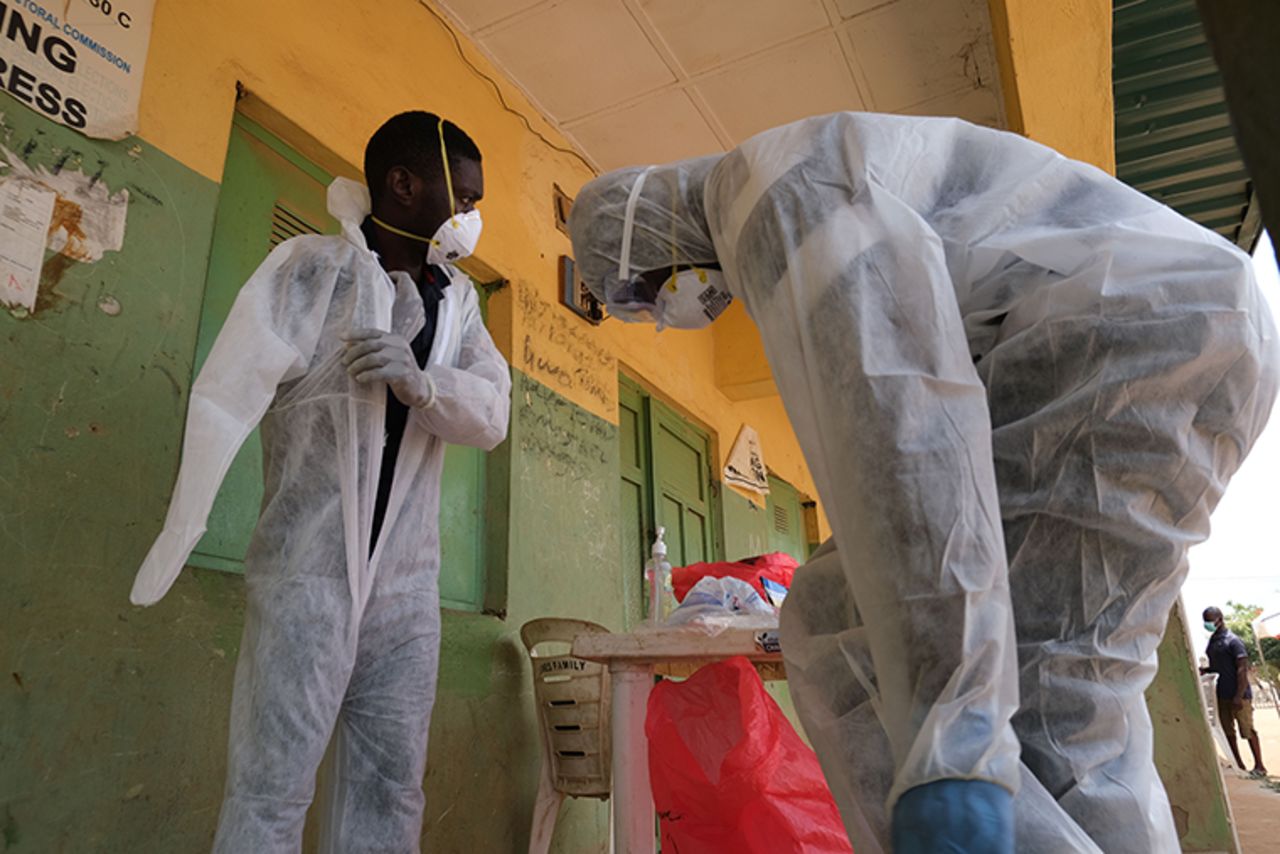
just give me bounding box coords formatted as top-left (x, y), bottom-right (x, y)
top-left (521, 618), bottom-right (612, 854)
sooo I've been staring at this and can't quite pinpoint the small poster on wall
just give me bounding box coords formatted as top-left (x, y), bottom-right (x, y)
top-left (724, 425), bottom-right (769, 495)
top-left (0, 0), bottom-right (156, 139)
top-left (0, 178), bottom-right (55, 311)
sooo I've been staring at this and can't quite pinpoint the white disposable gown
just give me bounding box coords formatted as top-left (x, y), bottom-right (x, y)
top-left (131, 178), bottom-right (511, 852)
top-left (569, 112), bottom-right (1278, 853)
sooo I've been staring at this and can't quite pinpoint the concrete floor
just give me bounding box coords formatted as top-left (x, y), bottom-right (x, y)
top-left (1216, 701), bottom-right (1280, 853)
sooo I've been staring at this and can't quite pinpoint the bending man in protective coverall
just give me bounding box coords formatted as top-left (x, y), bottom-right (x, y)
top-left (568, 112), bottom-right (1278, 853)
top-left (131, 112), bottom-right (511, 852)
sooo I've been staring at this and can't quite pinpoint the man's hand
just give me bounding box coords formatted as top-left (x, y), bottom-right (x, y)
top-left (342, 328), bottom-right (433, 408)
top-left (1234, 696), bottom-right (1245, 711)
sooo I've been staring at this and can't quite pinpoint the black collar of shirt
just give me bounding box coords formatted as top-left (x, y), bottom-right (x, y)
top-left (359, 215), bottom-right (452, 300)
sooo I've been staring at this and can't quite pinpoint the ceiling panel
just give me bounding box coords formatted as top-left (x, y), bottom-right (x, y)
top-left (696, 33), bottom-right (865, 142)
top-left (640, 0), bottom-right (829, 75)
top-left (443, 0), bottom-right (544, 32)
top-left (567, 89), bottom-right (723, 171)
top-left (844, 0), bottom-right (995, 110)
top-left (832, 0), bottom-right (895, 19)
top-left (478, 0), bottom-right (675, 121)
top-left (899, 85), bottom-right (1002, 127)
top-left (434, 0), bottom-right (1004, 171)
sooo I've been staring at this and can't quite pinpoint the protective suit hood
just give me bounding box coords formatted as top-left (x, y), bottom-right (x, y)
top-left (328, 177), bottom-right (375, 250)
top-left (569, 155), bottom-right (722, 311)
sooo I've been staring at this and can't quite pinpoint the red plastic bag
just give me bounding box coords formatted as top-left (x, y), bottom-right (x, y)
top-left (646, 657), bottom-right (853, 853)
top-left (672, 553), bottom-right (799, 607)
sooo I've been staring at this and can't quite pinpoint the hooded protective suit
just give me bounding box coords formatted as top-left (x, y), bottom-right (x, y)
top-left (131, 177), bottom-right (511, 852)
top-left (569, 112), bottom-right (1278, 853)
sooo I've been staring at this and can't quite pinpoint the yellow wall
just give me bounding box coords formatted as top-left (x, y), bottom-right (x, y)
top-left (988, 0), bottom-right (1116, 173)
top-left (137, 0), bottom-right (827, 529)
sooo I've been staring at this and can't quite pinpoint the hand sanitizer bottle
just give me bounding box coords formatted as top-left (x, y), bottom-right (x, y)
top-left (646, 527), bottom-right (673, 627)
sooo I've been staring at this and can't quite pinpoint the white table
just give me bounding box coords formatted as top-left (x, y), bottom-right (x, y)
top-left (571, 626), bottom-right (786, 854)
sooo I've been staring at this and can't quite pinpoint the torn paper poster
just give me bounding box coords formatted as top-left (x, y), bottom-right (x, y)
top-left (0, 143), bottom-right (128, 262)
top-left (0, 179), bottom-right (56, 310)
top-left (724, 425), bottom-right (769, 495)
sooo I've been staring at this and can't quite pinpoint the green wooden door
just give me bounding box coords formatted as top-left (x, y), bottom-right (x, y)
top-left (765, 473), bottom-right (807, 562)
top-left (617, 375), bottom-right (721, 600)
top-left (188, 113), bottom-right (338, 572)
top-left (650, 399), bottom-right (714, 568)
top-left (190, 113), bottom-right (488, 610)
top-left (618, 379), bottom-right (653, 583)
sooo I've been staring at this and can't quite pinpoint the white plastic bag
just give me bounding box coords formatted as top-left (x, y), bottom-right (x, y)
top-left (666, 576), bottom-right (777, 635)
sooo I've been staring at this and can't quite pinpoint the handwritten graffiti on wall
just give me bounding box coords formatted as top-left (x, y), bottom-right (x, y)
top-left (516, 372), bottom-right (614, 480)
top-left (516, 283), bottom-right (614, 410)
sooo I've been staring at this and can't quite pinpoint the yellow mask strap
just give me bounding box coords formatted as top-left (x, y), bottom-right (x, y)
top-left (370, 215), bottom-right (438, 246)
top-left (664, 192), bottom-right (708, 289)
top-left (438, 117), bottom-right (458, 227)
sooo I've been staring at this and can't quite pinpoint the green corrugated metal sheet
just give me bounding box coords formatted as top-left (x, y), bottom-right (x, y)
top-left (1114, 0), bottom-right (1262, 249)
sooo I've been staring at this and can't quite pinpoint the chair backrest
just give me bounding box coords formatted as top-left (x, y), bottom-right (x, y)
top-left (521, 618), bottom-right (612, 799)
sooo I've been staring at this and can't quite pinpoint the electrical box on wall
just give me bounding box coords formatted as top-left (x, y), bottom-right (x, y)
top-left (553, 184), bottom-right (573, 236)
top-left (559, 255), bottom-right (603, 325)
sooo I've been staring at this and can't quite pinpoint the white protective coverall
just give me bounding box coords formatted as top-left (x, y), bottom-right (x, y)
top-left (131, 177), bottom-right (511, 852)
top-left (568, 113), bottom-right (1278, 853)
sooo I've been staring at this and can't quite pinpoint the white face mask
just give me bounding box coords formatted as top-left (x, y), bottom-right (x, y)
top-left (427, 209), bottom-right (482, 265)
top-left (654, 267), bottom-right (733, 330)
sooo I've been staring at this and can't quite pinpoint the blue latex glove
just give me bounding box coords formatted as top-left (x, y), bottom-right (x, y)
top-left (892, 779), bottom-right (1013, 853)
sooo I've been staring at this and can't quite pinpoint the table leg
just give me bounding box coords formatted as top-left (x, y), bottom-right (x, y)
top-left (611, 662), bottom-right (655, 854)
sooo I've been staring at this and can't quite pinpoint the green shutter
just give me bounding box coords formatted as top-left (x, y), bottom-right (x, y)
top-left (765, 474), bottom-right (807, 562)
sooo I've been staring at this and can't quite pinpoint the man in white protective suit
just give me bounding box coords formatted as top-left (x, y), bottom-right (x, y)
top-left (568, 112), bottom-right (1278, 853)
top-left (130, 112), bottom-right (511, 852)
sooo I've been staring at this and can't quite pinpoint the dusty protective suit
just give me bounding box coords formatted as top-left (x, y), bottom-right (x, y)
top-left (569, 112), bottom-right (1278, 853)
top-left (131, 177), bottom-right (511, 852)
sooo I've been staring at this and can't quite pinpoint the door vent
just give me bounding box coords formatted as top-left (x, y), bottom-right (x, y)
top-left (269, 203), bottom-right (322, 247)
top-left (773, 504), bottom-right (790, 535)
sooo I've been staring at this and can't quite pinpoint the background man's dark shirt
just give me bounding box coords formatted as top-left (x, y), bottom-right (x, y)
top-left (1207, 628), bottom-right (1253, 700)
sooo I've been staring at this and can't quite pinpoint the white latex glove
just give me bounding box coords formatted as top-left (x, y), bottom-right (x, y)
top-left (342, 328), bottom-right (435, 408)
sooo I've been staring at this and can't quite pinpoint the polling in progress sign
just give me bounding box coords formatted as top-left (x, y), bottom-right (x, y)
top-left (0, 0), bottom-right (155, 139)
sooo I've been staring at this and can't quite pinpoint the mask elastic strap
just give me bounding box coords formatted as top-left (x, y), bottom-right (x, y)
top-left (438, 117), bottom-right (458, 228)
top-left (619, 166), bottom-right (655, 281)
top-left (370, 214), bottom-right (438, 246)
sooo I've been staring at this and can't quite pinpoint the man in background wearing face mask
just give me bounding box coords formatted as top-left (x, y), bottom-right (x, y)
top-left (1200, 606), bottom-right (1267, 778)
top-left (130, 111), bottom-right (510, 852)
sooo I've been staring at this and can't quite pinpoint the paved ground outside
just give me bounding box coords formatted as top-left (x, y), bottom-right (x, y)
top-left (1215, 697), bottom-right (1280, 853)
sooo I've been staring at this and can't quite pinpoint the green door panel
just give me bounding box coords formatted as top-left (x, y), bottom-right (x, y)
top-left (619, 382), bottom-right (719, 576)
top-left (188, 114), bottom-right (338, 572)
top-left (650, 399), bottom-right (714, 568)
top-left (439, 445), bottom-right (485, 609)
top-left (765, 474), bottom-right (807, 562)
top-left (618, 379), bottom-right (652, 615)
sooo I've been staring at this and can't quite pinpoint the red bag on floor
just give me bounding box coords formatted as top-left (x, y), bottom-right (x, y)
top-left (672, 553), bottom-right (799, 607)
top-left (646, 657), bottom-right (853, 853)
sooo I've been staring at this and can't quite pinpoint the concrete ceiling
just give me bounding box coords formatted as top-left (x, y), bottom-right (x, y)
top-left (433, 0), bottom-right (1005, 171)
